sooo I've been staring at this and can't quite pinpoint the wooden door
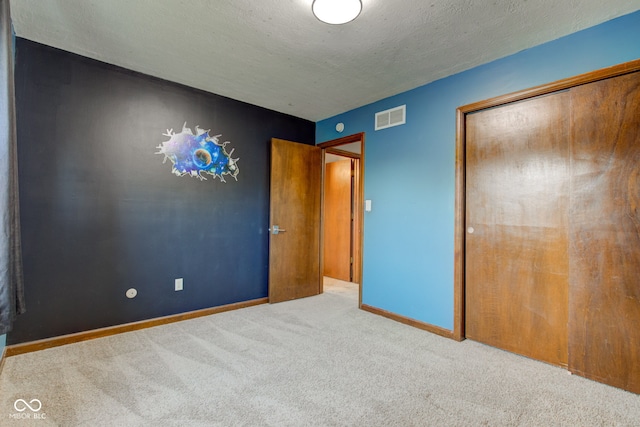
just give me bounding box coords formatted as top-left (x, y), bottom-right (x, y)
top-left (269, 138), bottom-right (322, 303)
top-left (323, 159), bottom-right (352, 281)
top-left (351, 158), bottom-right (362, 284)
top-left (465, 93), bottom-right (570, 367)
top-left (568, 72), bottom-right (640, 393)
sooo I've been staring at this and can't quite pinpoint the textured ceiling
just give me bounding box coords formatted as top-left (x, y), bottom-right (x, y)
top-left (10, 0), bottom-right (640, 121)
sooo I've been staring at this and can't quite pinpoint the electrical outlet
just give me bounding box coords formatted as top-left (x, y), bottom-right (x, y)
top-left (175, 278), bottom-right (183, 291)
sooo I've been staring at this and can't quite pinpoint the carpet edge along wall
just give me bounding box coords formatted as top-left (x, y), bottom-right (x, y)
top-left (9, 38), bottom-right (314, 345)
top-left (316, 10), bottom-right (640, 331)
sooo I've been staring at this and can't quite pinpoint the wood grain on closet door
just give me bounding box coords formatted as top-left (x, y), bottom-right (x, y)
top-left (569, 71), bottom-right (640, 394)
top-left (465, 92), bottom-right (570, 367)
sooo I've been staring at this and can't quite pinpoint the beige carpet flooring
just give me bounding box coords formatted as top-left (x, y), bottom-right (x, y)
top-left (0, 277), bottom-right (639, 426)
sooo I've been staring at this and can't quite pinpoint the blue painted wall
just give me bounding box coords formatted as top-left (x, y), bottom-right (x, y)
top-left (317, 11), bottom-right (640, 331)
top-left (0, 334), bottom-right (5, 358)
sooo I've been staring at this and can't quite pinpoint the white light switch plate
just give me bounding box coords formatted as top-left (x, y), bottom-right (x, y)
top-left (365, 200), bottom-right (372, 212)
top-left (175, 278), bottom-right (183, 291)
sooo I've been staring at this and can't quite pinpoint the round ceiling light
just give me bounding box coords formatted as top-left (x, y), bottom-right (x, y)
top-left (312, 0), bottom-right (362, 25)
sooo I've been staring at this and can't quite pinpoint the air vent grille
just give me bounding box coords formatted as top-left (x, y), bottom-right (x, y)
top-left (375, 105), bottom-right (406, 131)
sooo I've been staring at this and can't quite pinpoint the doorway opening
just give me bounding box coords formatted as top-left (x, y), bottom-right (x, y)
top-left (318, 133), bottom-right (364, 307)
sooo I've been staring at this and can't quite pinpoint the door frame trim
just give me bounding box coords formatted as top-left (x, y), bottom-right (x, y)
top-left (453, 58), bottom-right (640, 341)
top-left (318, 132), bottom-right (365, 307)
top-left (325, 147), bottom-right (360, 159)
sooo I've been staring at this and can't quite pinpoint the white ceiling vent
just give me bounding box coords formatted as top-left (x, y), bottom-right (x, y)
top-left (375, 105), bottom-right (406, 131)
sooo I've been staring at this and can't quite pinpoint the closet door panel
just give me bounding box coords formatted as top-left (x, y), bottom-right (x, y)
top-left (466, 92), bottom-right (570, 367)
top-left (323, 159), bottom-right (352, 282)
top-left (569, 72), bottom-right (640, 394)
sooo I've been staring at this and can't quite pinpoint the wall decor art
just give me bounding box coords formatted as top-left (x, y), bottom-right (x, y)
top-left (156, 123), bottom-right (239, 182)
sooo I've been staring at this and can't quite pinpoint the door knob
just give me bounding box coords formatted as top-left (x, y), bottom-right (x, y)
top-left (269, 225), bottom-right (287, 235)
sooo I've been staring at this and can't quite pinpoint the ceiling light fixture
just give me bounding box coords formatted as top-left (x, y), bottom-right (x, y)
top-left (312, 0), bottom-right (362, 25)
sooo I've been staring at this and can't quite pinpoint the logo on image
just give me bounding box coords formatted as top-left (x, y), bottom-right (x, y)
top-left (9, 399), bottom-right (46, 420)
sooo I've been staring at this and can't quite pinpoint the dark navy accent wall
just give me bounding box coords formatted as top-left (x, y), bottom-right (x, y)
top-left (8, 39), bottom-right (314, 344)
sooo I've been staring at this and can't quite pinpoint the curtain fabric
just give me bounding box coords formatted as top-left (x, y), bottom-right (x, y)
top-left (0, 0), bottom-right (25, 335)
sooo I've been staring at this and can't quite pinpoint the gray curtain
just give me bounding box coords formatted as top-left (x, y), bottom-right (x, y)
top-left (0, 0), bottom-right (25, 335)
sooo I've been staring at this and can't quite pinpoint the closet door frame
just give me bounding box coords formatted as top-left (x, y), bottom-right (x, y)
top-left (452, 58), bottom-right (640, 341)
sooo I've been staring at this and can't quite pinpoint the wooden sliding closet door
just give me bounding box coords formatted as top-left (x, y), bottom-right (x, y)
top-left (465, 93), bottom-right (570, 367)
top-left (568, 72), bottom-right (640, 393)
